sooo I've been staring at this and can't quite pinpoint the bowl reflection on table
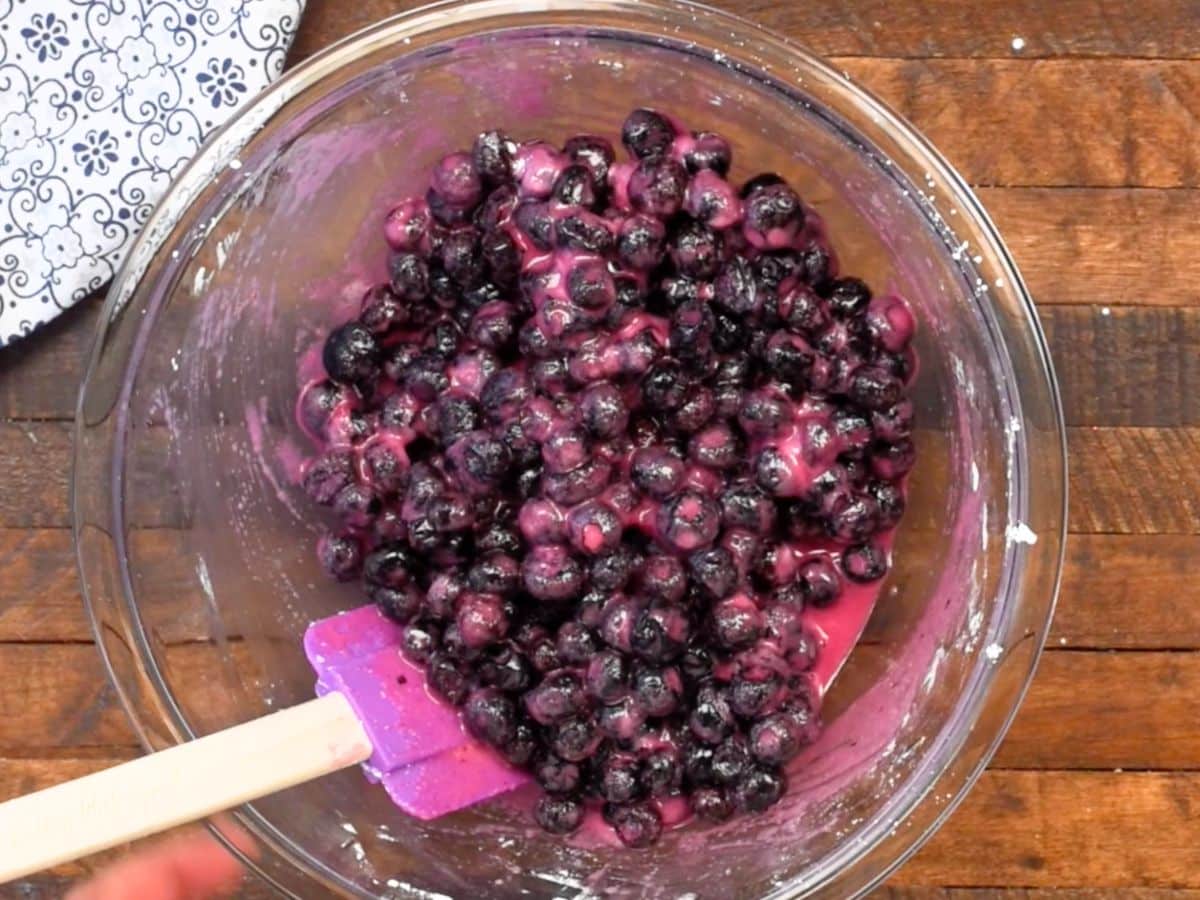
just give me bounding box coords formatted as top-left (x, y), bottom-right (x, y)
top-left (73, 1), bottom-right (1065, 897)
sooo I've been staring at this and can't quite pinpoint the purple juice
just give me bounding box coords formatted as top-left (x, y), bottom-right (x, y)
top-left (295, 108), bottom-right (917, 846)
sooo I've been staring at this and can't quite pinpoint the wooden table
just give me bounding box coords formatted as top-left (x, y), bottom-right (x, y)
top-left (2, 1), bottom-right (1197, 897)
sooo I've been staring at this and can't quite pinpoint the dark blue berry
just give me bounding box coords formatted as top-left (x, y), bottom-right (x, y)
top-left (536, 755), bottom-right (582, 793)
top-left (472, 129), bottom-right (517, 185)
top-left (692, 786), bottom-right (733, 821)
top-left (842, 542), bottom-right (889, 583)
top-left (302, 450), bottom-right (355, 505)
top-left (618, 213), bottom-right (667, 270)
top-left (464, 688), bottom-right (517, 747)
top-left (682, 131), bottom-right (732, 175)
top-left (732, 766), bottom-right (786, 813)
top-left (323, 322), bottom-right (381, 387)
top-left (427, 652), bottom-right (469, 705)
top-left (628, 158), bottom-right (687, 218)
top-left (621, 108), bottom-right (676, 160)
top-left (607, 801), bottom-right (662, 848)
top-left (534, 793), bottom-right (585, 834)
top-left (585, 648), bottom-right (630, 703)
top-left (688, 547), bottom-right (736, 600)
top-left (551, 716), bottom-right (602, 762)
top-left (827, 277), bottom-right (872, 319)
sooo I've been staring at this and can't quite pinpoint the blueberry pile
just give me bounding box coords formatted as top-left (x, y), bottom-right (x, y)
top-left (299, 109), bottom-right (916, 847)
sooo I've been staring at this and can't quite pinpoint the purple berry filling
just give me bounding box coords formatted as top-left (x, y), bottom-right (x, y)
top-left (299, 108), bottom-right (917, 846)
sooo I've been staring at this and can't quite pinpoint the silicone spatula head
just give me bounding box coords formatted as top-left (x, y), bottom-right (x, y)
top-left (304, 605), bottom-right (531, 819)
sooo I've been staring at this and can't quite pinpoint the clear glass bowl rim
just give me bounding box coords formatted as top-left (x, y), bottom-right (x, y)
top-left (71, 0), bottom-right (1069, 897)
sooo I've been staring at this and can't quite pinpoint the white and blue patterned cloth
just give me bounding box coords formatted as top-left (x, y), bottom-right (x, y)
top-left (0, 0), bottom-right (304, 346)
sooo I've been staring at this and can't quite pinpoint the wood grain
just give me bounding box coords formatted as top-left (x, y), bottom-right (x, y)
top-left (3, 640), bottom-right (1195, 770)
top-left (4, 531), bottom-right (1195, 649)
top-left (875, 890), bottom-right (1200, 899)
top-left (894, 771), bottom-right (1200, 888)
top-left (288, 0), bottom-right (1200, 62)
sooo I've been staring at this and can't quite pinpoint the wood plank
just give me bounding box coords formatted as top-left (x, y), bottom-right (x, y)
top-left (0, 531), bottom-right (207, 645)
top-left (894, 771), bottom-right (1200, 888)
top-left (4, 763), bottom-right (1200, 891)
top-left (4, 532), bottom-right (1195, 649)
top-left (997, 651), bottom-right (1200, 769)
top-left (838, 58), bottom-right (1200, 189)
top-left (980, 188), bottom-right (1200, 309)
top-left (875, 889), bottom-right (1200, 899)
top-left (288, 0), bottom-right (1200, 62)
top-left (1068, 428), bottom-right (1200, 534)
top-left (1043, 306), bottom-right (1200, 427)
top-left (5, 641), bottom-right (1197, 770)
top-left (2, 421), bottom-right (1197, 533)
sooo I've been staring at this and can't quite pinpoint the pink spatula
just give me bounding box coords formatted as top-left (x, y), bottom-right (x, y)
top-left (0, 604), bottom-right (529, 884)
top-left (0, 582), bottom-right (877, 884)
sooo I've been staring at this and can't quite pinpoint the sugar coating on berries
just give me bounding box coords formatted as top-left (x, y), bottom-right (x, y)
top-left (298, 110), bottom-right (917, 847)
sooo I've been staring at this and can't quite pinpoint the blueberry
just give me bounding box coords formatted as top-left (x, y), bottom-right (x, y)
top-left (657, 491), bottom-right (721, 553)
top-left (711, 736), bottom-right (751, 785)
top-left (480, 228), bottom-right (520, 287)
top-left (514, 200), bottom-right (556, 250)
top-left (842, 542), bottom-right (889, 583)
top-left (568, 259), bottom-right (616, 310)
top-left (848, 365), bottom-right (902, 411)
top-left (608, 801), bottom-right (663, 848)
top-left (552, 164), bottom-right (598, 208)
top-left (481, 369), bottom-right (532, 422)
top-left (685, 170), bottom-right (742, 229)
top-left (383, 198), bottom-right (430, 252)
top-left (522, 545), bottom-right (586, 602)
top-left (585, 648), bottom-right (630, 702)
top-left (302, 450), bottom-right (355, 505)
top-left (869, 480), bottom-right (907, 530)
top-left (631, 605), bottom-right (689, 664)
top-left (689, 684), bottom-right (734, 745)
top-left (469, 301), bottom-right (517, 350)
top-left (537, 755), bottom-right (582, 794)
top-left (871, 437), bottom-right (917, 480)
top-left (332, 482), bottom-right (380, 528)
top-left (359, 284), bottom-right (406, 334)
top-left (601, 752), bottom-right (644, 802)
top-left (430, 151), bottom-right (482, 209)
top-left (672, 387), bottom-right (716, 433)
top-left (670, 220), bottom-right (723, 279)
top-left (532, 356), bottom-right (572, 396)
top-left (764, 333), bottom-right (814, 391)
top-left (402, 353), bottom-right (449, 402)
top-left (729, 671), bottom-right (784, 720)
top-left (534, 793), bottom-right (585, 835)
top-left (682, 131), bottom-right (732, 175)
top-left (641, 360), bottom-right (689, 412)
top-left (543, 457), bottom-right (612, 505)
top-left (600, 596), bottom-right (641, 654)
top-left (388, 251), bottom-right (431, 301)
top-left (684, 741), bottom-right (717, 785)
top-left (431, 395), bottom-right (479, 447)
top-left (590, 544), bottom-right (643, 591)
top-left (402, 621), bottom-right (440, 664)
top-left (641, 750), bottom-right (681, 796)
top-left (541, 426), bottom-right (589, 474)
top-left (749, 714), bottom-right (803, 766)
top-left (524, 670), bottom-right (587, 724)
top-left (823, 491), bottom-right (880, 543)
top-left (316, 533), bottom-right (361, 582)
top-left (638, 554), bottom-right (687, 604)
top-left (297, 380), bottom-right (342, 436)
top-left (710, 595), bottom-right (763, 649)
top-left (427, 652), bottom-right (469, 705)
top-left (628, 158), bottom-right (687, 218)
top-left (503, 720), bottom-right (539, 767)
top-left (827, 277), bottom-right (872, 319)
top-left (798, 241), bottom-right (834, 286)
top-left (322, 322), bottom-right (381, 388)
top-left (475, 184), bottom-right (519, 232)
top-left (688, 547), bottom-right (736, 600)
top-left (467, 552), bottom-right (520, 596)
top-left (743, 183), bottom-right (803, 247)
top-left (689, 423), bottom-right (741, 470)
top-left (631, 446), bottom-right (685, 499)
top-left (564, 133), bottom-right (616, 187)
top-left (478, 644), bottom-right (531, 693)
top-left (692, 786), bottom-right (734, 821)
top-left (453, 431), bottom-right (512, 484)
top-left (740, 172), bottom-right (787, 197)
top-left (566, 500), bottom-right (622, 556)
top-left (557, 211), bottom-right (614, 253)
top-left (872, 400), bottom-right (914, 444)
top-left (732, 766), bottom-right (786, 813)
top-left (464, 688), bottom-right (518, 747)
top-left (711, 308), bottom-right (748, 353)
top-left (551, 716), bottom-right (602, 762)
top-left (439, 228), bottom-right (485, 288)
top-left (633, 666), bottom-right (682, 718)
top-left (556, 621), bottom-right (600, 665)
top-left (617, 213), bottom-right (667, 270)
top-left (713, 256), bottom-right (763, 317)
top-left (621, 108), bottom-right (676, 160)
top-left (472, 129), bottom-right (517, 185)
top-left (576, 381), bottom-right (627, 440)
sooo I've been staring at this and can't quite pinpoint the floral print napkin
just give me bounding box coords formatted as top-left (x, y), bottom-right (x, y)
top-left (0, 0), bottom-right (305, 346)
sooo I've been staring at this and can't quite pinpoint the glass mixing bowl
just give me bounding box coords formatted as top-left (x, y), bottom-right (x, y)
top-left (72, 0), bottom-right (1066, 896)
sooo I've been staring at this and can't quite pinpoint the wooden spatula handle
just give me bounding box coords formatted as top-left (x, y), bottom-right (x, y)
top-left (0, 692), bottom-right (371, 883)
